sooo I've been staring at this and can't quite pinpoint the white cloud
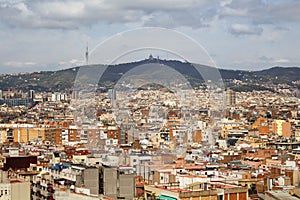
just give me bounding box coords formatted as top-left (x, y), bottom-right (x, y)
top-left (259, 56), bottom-right (273, 62)
top-left (219, 0), bottom-right (300, 24)
top-left (229, 23), bottom-right (263, 35)
top-left (0, 0), bottom-right (217, 29)
top-left (4, 61), bottom-right (36, 67)
top-left (0, 0), bottom-right (299, 73)
top-left (273, 59), bottom-right (290, 64)
top-left (1, 0), bottom-right (299, 31)
top-left (220, 7), bottom-right (248, 17)
top-left (259, 56), bottom-right (290, 64)
top-left (58, 58), bottom-right (82, 68)
top-left (219, 0), bottom-right (232, 7)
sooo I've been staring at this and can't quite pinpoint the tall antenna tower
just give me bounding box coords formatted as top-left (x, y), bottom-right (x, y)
top-left (85, 43), bottom-right (89, 65)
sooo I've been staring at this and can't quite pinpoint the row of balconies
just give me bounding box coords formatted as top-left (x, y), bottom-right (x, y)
top-left (31, 184), bottom-right (55, 200)
top-left (43, 168), bottom-right (80, 178)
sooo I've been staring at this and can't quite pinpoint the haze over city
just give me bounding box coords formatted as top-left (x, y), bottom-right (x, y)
top-left (0, 0), bottom-right (300, 73)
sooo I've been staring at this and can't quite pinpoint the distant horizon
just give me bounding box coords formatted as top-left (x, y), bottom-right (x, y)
top-left (1, 57), bottom-right (299, 75)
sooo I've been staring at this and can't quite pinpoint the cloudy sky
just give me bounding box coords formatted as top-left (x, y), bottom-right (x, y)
top-left (0, 0), bottom-right (299, 73)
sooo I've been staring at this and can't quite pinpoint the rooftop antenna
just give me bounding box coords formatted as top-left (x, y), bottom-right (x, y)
top-left (85, 43), bottom-right (89, 65)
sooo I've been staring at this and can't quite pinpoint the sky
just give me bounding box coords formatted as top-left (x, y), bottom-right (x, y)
top-left (0, 0), bottom-right (299, 74)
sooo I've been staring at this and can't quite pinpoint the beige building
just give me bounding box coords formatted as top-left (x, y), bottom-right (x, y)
top-left (272, 120), bottom-right (291, 138)
top-left (0, 171), bottom-right (30, 200)
top-left (10, 181), bottom-right (31, 200)
top-left (13, 127), bottom-right (45, 143)
top-left (11, 126), bottom-right (62, 144)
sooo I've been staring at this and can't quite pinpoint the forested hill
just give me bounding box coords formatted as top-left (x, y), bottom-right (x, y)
top-left (0, 58), bottom-right (299, 92)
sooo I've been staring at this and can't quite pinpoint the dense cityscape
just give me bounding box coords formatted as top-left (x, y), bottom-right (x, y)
top-left (1, 1), bottom-right (300, 200)
top-left (0, 69), bottom-right (299, 200)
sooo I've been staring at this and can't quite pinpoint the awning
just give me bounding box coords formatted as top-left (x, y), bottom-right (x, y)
top-left (158, 195), bottom-right (177, 200)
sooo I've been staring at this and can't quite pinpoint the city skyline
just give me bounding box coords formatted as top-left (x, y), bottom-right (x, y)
top-left (1, 1), bottom-right (300, 199)
top-left (0, 0), bottom-right (300, 74)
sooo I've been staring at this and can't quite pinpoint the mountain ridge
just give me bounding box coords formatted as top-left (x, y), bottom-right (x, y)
top-left (0, 59), bottom-right (299, 92)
